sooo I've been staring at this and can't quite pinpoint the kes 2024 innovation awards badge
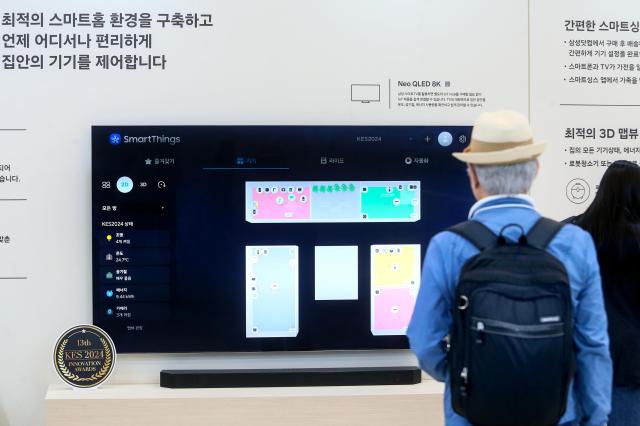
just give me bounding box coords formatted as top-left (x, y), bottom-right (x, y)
top-left (53, 325), bottom-right (116, 388)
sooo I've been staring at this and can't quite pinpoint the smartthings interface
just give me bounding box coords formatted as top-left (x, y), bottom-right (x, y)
top-left (92, 126), bottom-right (473, 352)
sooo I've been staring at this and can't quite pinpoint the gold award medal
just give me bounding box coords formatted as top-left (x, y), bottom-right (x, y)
top-left (53, 325), bottom-right (116, 388)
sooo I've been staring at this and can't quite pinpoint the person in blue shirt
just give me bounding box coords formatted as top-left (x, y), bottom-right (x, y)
top-left (407, 110), bottom-right (612, 426)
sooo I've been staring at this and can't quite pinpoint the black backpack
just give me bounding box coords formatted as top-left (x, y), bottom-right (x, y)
top-left (447, 218), bottom-right (575, 426)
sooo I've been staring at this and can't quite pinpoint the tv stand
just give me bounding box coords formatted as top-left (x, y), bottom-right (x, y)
top-left (45, 379), bottom-right (444, 426)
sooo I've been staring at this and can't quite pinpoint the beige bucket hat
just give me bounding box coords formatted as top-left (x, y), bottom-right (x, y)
top-left (452, 110), bottom-right (546, 165)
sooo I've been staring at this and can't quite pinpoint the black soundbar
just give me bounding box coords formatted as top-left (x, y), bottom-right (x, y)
top-left (160, 367), bottom-right (421, 388)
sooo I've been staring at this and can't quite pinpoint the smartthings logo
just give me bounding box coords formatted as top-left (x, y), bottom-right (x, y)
top-left (108, 133), bottom-right (122, 145)
top-left (109, 134), bottom-right (182, 146)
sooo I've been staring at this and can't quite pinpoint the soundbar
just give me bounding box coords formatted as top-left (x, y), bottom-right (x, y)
top-left (160, 367), bottom-right (421, 388)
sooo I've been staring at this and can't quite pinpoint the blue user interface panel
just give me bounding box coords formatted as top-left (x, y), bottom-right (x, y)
top-left (92, 126), bottom-right (473, 352)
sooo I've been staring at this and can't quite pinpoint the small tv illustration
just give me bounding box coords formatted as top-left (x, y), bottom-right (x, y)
top-left (351, 84), bottom-right (380, 103)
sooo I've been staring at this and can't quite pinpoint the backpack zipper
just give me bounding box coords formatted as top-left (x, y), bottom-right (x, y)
top-left (471, 317), bottom-right (564, 339)
top-left (460, 366), bottom-right (468, 382)
top-left (459, 367), bottom-right (468, 397)
top-left (475, 321), bottom-right (485, 344)
top-left (456, 293), bottom-right (471, 400)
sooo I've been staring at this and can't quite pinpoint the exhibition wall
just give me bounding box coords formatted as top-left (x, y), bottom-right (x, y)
top-left (0, 0), bottom-right (637, 425)
top-left (531, 1), bottom-right (640, 217)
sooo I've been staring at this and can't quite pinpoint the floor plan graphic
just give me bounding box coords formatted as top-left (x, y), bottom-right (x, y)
top-left (246, 245), bottom-right (299, 338)
top-left (370, 244), bottom-right (421, 336)
top-left (246, 181), bottom-right (420, 223)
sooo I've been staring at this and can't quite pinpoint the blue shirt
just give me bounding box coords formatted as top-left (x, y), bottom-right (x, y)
top-left (407, 195), bottom-right (612, 426)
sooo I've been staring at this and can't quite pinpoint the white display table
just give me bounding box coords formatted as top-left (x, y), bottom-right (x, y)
top-left (45, 380), bottom-right (444, 426)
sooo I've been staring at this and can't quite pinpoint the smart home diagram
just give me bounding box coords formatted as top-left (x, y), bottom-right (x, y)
top-left (244, 180), bottom-right (422, 338)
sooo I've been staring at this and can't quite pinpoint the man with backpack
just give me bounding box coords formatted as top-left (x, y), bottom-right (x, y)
top-left (407, 110), bottom-right (612, 426)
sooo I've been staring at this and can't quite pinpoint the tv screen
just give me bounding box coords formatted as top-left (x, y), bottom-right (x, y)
top-left (92, 125), bottom-right (473, 352)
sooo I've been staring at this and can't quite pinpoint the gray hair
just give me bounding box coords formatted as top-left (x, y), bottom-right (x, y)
top-left (473, 160), bottom-right (537, 195)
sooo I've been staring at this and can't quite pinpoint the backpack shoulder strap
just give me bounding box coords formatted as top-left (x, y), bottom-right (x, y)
top-left (526, 217), bottom-right (564, 249)
top-left (447, 221), bottom-right (497, 251)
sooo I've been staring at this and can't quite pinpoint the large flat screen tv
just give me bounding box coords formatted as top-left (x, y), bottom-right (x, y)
top-left (92, 125), bottom-right (473, 353)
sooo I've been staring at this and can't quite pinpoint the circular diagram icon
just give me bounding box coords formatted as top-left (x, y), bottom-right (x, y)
top-left (566, 178), bottom-right (590, 204)
top-left (116, 176), bottom-right (133, 193)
